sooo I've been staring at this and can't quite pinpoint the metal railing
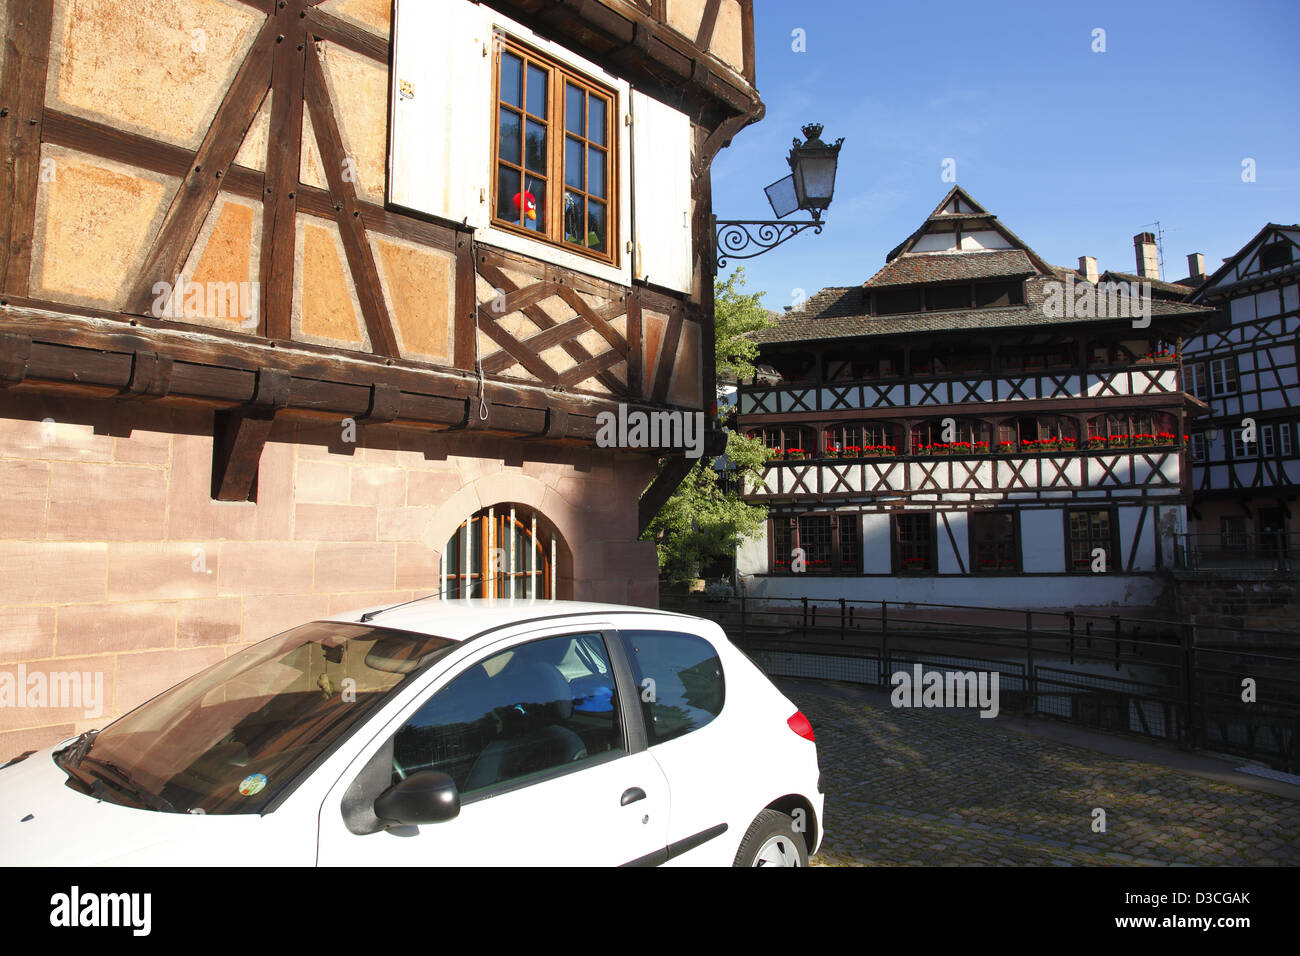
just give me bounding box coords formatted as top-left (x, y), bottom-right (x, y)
top-left (1174, 532), bottom-right (1300, 571)
top-left (662, 593), bottom-right (1300, 771)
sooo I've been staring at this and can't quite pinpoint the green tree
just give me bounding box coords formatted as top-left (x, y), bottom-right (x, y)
top-left (642, 269), bottom-right (773, 584)
top-left (713, 267), bottom-right (771, 386)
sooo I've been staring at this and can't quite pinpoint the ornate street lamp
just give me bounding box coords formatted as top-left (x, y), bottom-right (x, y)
top-left (714, 123), bottom-right (844, 269)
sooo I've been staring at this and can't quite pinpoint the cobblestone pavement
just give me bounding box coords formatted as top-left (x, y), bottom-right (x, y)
top-left (782, 681), bottom-right (1300, 866)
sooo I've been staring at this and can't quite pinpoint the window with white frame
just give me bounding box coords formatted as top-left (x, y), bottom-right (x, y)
top-left (1281, 423), bottom-right (1295, 457)
top-left (1209, 357), bottom-right (1239, 396)
top-left (389, 1), bottom-right (692, 292)
top-left (1190, 432), bottom-right (1207, 462)
top-left (1184, 361), bottom-right (1208, 400)
top-left (1261, 424), bottom-right (1276, 457)
top-left (1231, 427), bottom-right (1254, 459)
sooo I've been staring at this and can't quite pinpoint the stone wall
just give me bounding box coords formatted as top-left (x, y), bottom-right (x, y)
top-left (0, 390), bottom-right (658, 760)
top-left (1171, 570), bottom-right (1300, 638)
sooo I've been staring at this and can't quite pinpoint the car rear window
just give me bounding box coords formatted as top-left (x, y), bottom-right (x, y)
top-left (617, 630), bottom-right (724, 745)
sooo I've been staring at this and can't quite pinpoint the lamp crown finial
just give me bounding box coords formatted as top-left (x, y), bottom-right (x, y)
top-left (800, 123), bottom-right (824, 144)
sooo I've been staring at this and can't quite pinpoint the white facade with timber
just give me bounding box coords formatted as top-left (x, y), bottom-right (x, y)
top-left (735, 187), bottom-right (1213, 610)
top-left (1181, 224), bottom-right (1300, 565)
top-left (0, 0), bottom-right (761, 759)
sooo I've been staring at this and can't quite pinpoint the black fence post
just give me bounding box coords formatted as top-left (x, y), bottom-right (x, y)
top-left (880, 601), bottom-right (889, 688)
top-left (739, 593), bottom-right (747, 649)
top-left (1183, 614), bottom-right (1198, 748)
top-left (801, 597), bottom-right (808, 642)
top-left (1025, 611), bottom-right (1036, 716)
top-left (1067, 610), bottom-right (1076, 665)
top-left (839, 598), bottom-right (846, 642)
top-left (1112, 616), bottom-right (1121, 672)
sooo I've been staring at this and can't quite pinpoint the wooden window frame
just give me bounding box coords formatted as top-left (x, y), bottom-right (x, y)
top-left (491, 34), bottom-right (619, 267)
top-left (891, 513), bottom-right (937, 574)
top-left (769, 513), bottom-right (860, 575)
top-left (1209, 356), bottom-right (1239, 397)
top-left (968, 511), bottom-right (1020, 574)
top-left (1064, 507), bottom-right (1118, 575)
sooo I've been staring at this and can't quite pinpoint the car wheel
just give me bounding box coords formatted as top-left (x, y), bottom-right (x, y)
top-left (733, 809), bottom-right (808, 867)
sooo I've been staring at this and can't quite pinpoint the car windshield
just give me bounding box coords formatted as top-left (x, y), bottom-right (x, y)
top-left (57, 622), bottom-right (457, 815)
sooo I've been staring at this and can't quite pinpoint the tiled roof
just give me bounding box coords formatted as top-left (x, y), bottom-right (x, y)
top-left (1101, 270), bottom-right (1197, 299)
top-left (752, 275), bottom-right (1215, 345)
top-left (862, 250), bottom-right (1035, 288)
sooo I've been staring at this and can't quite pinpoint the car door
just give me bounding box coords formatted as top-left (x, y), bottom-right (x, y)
top-left (615, 624), bottom-right (738, 865)
top-left (316, 625), bottom-right (669, 866)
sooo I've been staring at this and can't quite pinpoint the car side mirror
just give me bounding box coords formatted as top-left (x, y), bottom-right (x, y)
top-left (374, 771), bottom-right (460, 826)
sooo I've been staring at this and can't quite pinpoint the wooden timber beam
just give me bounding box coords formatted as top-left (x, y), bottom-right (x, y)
top-left (0, 0), bottom-right (55, 295)
top-left (211, 407), bottom-right (276, 501)
top-left (123, 17), bottom-right (278, 315)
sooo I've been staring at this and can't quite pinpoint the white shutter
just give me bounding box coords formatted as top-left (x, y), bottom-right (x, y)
top-left (389, 0), bottom-right (493, 229)
top-left (631, 90), bottom-right (693, 294)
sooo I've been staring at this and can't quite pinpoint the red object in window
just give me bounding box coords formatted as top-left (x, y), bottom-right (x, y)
top-left (512, 191), bottom-right (537, 221)
top-left (787, 710), bottom-right (815, 742)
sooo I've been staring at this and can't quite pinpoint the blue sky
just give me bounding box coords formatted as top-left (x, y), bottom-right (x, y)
top-left (710, 0), bottom-right (1300, 311)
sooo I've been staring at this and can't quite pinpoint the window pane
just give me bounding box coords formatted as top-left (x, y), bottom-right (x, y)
top-left (588, 145), bottom-right (606, 198)
top-left (524, 120), bottom-right (547, 174)
top-left (565, 82), bottom-right (584, 136)
top-left (391, 633), bottom-right (622, 795)
top-left (500, 52), bottom-right (523, 108)
top-left (585, 200), bottom-right (606, 251)
top-left (526, 63), bottom-right (548, 118)
top-left (497, 107), bottom-right (521, 165)
top-left (564, 136), bottom-right (584, 189)
top-left (496, 165), bottom-right (521, 223)
top-left (619, 631), bottom-right (725, 746)
top-left (523, 179), bottom-right (546, 232)
top-left (588, 95), bottom-right (607, 146)
top-left (564, 190), bottom-right (584, 243)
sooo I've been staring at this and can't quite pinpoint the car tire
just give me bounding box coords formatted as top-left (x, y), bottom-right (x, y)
top-left (732, 809), bottom-right (808, 867)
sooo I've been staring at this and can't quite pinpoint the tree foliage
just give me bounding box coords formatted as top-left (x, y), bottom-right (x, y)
top-left (642, 269), bottom-right (773, 583)
top-left (713, 267), bottom-right (771, 386)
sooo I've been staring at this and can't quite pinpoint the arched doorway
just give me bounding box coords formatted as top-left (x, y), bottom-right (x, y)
top-left (442, 504), bottom-right (568, 599)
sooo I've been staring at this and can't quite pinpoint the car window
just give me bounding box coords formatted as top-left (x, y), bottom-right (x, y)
top-left (618, 630), bottom-right (724, 745)
top-left (59, 622), bottom-right (457, 815)
top-left (390, 632), bottom-right (622, 796)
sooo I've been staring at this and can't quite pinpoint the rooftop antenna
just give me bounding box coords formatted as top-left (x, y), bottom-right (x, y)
top-left (1139, 220), bottom-right (1167, 281)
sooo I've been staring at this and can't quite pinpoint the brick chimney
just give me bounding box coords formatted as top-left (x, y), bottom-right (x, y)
top-left (1134, 232), bottom-right (1159, 279)
top-left (1187, 252), bottom-right (1206, 280)
top-left (1078, 256), bottom-right (1098, 284)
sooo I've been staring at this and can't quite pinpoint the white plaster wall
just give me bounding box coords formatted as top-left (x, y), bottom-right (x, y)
top-left (744, 573), bottom-right (1166, 610)
top-left (939, 511), bottom-right (968, 573)
top-left (1020, 510), bottom-right (1065, 573)
top-left (1119, 505), bottom-right (1157, 571)
top-left (862, 513), bottom-right (892, 573)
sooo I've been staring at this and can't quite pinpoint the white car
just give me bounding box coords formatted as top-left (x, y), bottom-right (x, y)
top-left (0, 600), bottom-right (823, 867)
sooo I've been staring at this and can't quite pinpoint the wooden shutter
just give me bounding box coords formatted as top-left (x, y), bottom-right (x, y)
top-left (631, 90), bottom-right (693, 294)
top-left (389, 0), bottom-right (493, 228)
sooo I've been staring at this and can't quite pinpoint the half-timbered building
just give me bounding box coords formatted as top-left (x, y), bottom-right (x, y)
top-left (735, 187), bottom-right (1213, 610)
top-left (1181, 224), bottom-right (1300, 565)
top-left (0, 0), bottom-right (761, 756)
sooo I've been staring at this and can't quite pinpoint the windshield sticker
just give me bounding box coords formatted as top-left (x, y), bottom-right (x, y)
top-left (238, 773), bottom-right (268, 797)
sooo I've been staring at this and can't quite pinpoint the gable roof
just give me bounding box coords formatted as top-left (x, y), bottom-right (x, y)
top-left (1192, 223), bottom-right (1300, 302)
top-left (877, 185), bottom-right (1056, 278)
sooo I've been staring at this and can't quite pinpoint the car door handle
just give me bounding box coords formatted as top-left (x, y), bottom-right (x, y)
top-left (620, 787), bottom-right (647, 806)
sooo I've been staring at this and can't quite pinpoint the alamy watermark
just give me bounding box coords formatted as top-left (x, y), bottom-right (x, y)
top-left (150, 274), bottom-right (259, 328)
top-left (890, 664), bottom-right (1000, 718)
top-left (1042, 275), bottom-right (1152, 328)
top-left (595, 404), bottom-right (706, 459)
top-left (0, 665), bottom-right (104, 718)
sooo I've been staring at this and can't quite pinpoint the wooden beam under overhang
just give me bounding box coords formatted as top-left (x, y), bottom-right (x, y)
top-left (211, 406), bottom-right (276, 501)
top-left (0, 301), bottom-right (707, 451)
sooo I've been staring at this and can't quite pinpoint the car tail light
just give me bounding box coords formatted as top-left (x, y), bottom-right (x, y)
top-left (787, 710), bottom-right (815, 742)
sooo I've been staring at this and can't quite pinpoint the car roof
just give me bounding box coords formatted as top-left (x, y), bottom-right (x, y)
top-left (325, 598), bottom-right (693, 643)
